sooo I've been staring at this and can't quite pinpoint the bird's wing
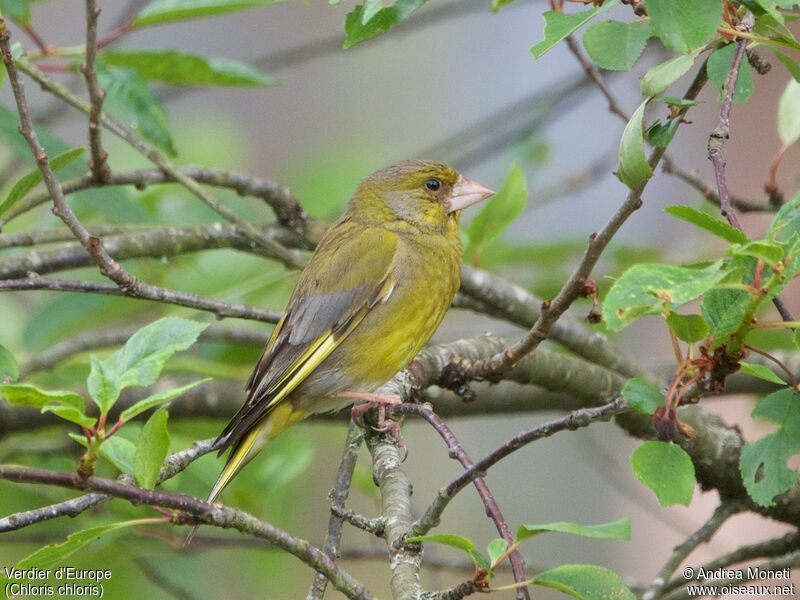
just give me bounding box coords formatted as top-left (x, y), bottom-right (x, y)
top-left (213, 219), bottom-right (398, 455)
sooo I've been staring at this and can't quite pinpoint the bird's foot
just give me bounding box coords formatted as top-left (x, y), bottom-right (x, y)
top-left (340, 391), bottom-right (405, 450)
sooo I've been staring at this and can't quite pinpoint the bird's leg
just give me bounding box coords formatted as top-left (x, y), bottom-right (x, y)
top-left (339, 391), bottom-right (404, 449)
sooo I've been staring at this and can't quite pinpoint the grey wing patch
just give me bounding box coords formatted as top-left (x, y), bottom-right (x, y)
top-left (287, 287), bottom-right (368, 345)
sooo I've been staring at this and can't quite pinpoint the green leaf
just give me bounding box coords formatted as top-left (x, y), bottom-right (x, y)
top-left (0, 343), bottom-right (19, 382)
top-left (533, 564), bottom-right (635, 600)
top-left (0, 384), bottom-right (94, 427)
top-left (70, 432), bottom-right (137, 474)
top-left (15, 520), bottom-right (154, 570)
top-left (741, 388), bottom-right (800, 506)
top-left (666, 313), bottom-right (709, 343)
top-left (655, 96), bottom-right (700, 109)
top-left (602, 262), bottom-right (724, 331)
top-left (133, 0), bottom-right (285, 27)
top-left (134, 408), bottom-right (170, 489)
top-left (516, 518), bottom-right (631, 542)
top-left (530, 0), bottom-right (620, 58)
top-left (768, 189), bottom-right (800, 241)
top-left (644, 0), bottom-right (722, 53)
top-left (487, 538), bottom-right (508, 567)
top-left (98, 67), bottom-right (176, 155)
top-left (0, 147), bottom-right (86, 218)
top-left (640, 51), bottom-right (699, 97)
top-left (343, 0), bottom-right (427, 49)
top-left (729, 240), bottom-right (785, 265)
top-left (772, 49), bottom-right (800, 82)
top-left (665, 205), bottom-right (749, 244)
top-left (778, 78), bottom-right (800, 146)
top-left (739, 362), bottom-right (786, 385)
top-left (631, 441), bottom-right (695, 506)
top-left (405, 533), bottom-right (491, 571)
top-left (701, 289), bottom-right (751, 343)
top-left (112, 317), bottom-right (209, 390)
top-left (795, 328), bottom-right (800, 349)
top-left (646, 118), bottom-right (681, 148)
top-left (88, 355), bottom-right (121, 415)
top-left (99, 50), bottom-right (275, 87)
top-left (120, 378), bottom-right (210, 422)
top-left (0, 0), bottom-right (32, 24)
top-left (582, 20), bottom-right (652, 71)
top-left (622, 378), bottom-right (664, 415)
top-left (707, 44), bottom-right (754, 104)
top-left (617, 99), bottom-right (653, 189)
top-left (491, 0), bottom-right (518, 11)
top-left (465, 163), bottom-right (527, 262)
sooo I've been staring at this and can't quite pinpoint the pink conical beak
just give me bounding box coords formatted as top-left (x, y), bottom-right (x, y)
top-left (445, 176), bottom-right (495, 214)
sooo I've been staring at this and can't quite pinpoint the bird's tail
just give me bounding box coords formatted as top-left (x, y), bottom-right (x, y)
top-left (183, 403), bottom-right (305, 547)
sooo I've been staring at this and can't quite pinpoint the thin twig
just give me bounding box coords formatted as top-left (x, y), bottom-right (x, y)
top-left (393, 403), bottom-right (529, 599)
top-left (409, 398), bottom-right (629, 537)
top-left (661, 161), bottom-right (774, 213)
top-left (642, 501), bottom-right (744, 600)
top-left (0, 277), bottom-right (281, 323)
top-left (0, 464), bottom-right (372, 600)
top-left (308, 423), bottom-right (365, 600)
top-left (82, 0), bottom-right (111, 182)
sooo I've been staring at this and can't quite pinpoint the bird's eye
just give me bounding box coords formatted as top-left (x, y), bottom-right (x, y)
top-left (425, 178), bottom-right (441, 192)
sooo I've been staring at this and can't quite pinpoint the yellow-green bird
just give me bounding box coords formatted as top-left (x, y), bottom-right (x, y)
top-left (206, 159), bottom-right (493, 506)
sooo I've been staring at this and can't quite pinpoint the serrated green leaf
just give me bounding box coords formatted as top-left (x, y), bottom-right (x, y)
top-left (487, 538), bottom-right (508, 567)
top-left (617, 99), bottom-right (653, 189)
top-left (70, 432), bottom-right (137, 474)
top-left (343, 0), bottom-right (427, 49)
top-left (707, 44), bottom-right (754, 104)
top-left (603, 262), bottom-right (724, 331)
top-left (646, 118), bottom-right (681, 148)
top-left (769, 189), bottom-right (800, 241)
top-left (133, 0), bottom-right (285, 27)
top-left (516, 518), bottom-right (630, 542)
top-left (88, 355), bottom-right (121, 415)
top-left (134, 408), bottom-right (170, 489)
top-left (0, 343), bottom-right (19, 382)
top-left (100, 50), bottom-right (275, 87)
top-left (622, 378), bottom-right (664, 415)
top-left (644, 0), bottom-right (722, 53)
top-left (98, 67), bottom-right (176, 155)
top-left (0, 147), bottom-right (86, 218)
top-left (533, 564), bottom-right (635, 600)
top-left (666, 313), bottom-right (709, 343)
top-left (701, 288), bottom-right (751, 343)
top-left (739, 362), bottom-right (786, 385)
top-left (582, 20), bottom-right (652, 72)
top-left (640, 52), bottom-right (699, 97)
top-left (120, 378), bottom-right (210, 422)
top-left (530, 0), bottom-right (620, 58)
top-left (665, 205), bottom-right (749, 244)
top-left (15, 520), bottom-right (154, 570)
top-left (111, 317), bottom-right (209, 390)
top-left (741, 388), bottom-right (800, 506)
top-left (778, 78), bottom-right (800, 146)
top-left (0, 384), bottom-right (83, 410)
top-left (730, 240), bottom-right (785, 265)
top-left (41, 404), bottom-right (96, 428)
top-left (465, 163), bottom-right (527, 262)
top-left (631, 441), bottom-right (695, 506)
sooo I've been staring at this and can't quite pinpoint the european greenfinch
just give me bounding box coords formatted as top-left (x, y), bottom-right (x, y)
top-left (206, 159), bottom-right (494, 505)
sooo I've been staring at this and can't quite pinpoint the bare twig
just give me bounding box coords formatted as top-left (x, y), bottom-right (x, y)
top-left (82, 0), bottom-right (111, 182)
top-left (308, 423), bottom-right (365, 600)
top-left (0, 464), bottom-right (372, 599)
top-left (409, 398), bottom-right (629, 537)
top-left (394, 403), bottom-right (529, 599)
top-left (642, 501), bottom-right (745, 600)
top-left (661, 161), bottom-right (773, 213)
top-left (0, 276), bottom-right (281, 323)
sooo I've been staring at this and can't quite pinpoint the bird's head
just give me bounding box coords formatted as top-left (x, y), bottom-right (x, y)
top-left (350, 160), bottom-right (495, 233)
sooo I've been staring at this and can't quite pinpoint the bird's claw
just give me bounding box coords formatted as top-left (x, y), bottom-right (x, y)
top-left (344, 392), bottom-right (406, 455)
